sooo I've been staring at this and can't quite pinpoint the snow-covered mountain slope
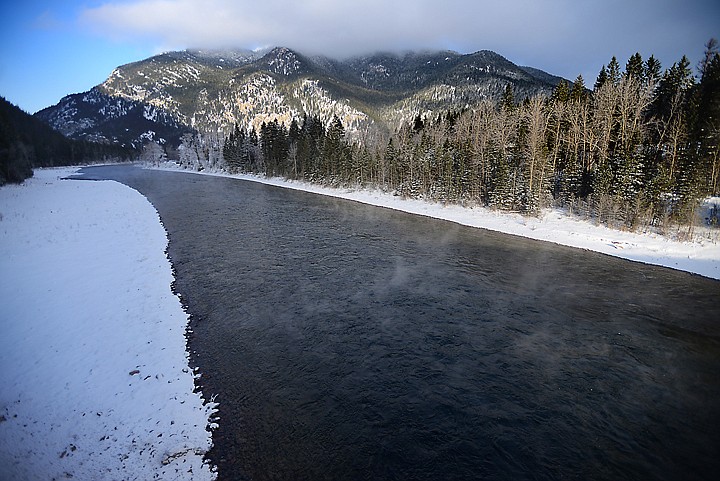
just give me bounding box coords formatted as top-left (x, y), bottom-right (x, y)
top-left (35, 88), bottom-right (191, 148)
top-left (35, 47), bottom-right (563, 148)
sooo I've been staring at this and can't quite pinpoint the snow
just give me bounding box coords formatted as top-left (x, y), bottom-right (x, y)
top-left (151, 162), bottom-right (720, 280)
top-left (0, 167), bottom-right (217, 481)
top-left (0, 163), bottom-right (717, 479)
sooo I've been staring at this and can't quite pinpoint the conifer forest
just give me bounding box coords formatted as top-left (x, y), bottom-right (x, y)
top-left (219, 42), bottom-right (720, 231)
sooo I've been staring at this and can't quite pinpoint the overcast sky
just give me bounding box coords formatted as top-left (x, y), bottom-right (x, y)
top-left (2, 0), bottom-right (719, 113)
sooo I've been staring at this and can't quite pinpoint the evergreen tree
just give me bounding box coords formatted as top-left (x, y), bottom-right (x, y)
top-left (625, 53), bottom-right (645, 81)
top-left (551, 79), bottom-right (571, 103)
top-left (223, 123), bottom-right (244, 173)
top-left (690, 47), bottom-right (720, 194)
top-left (698, 38), bottom-right (719, 78)
top-left (299, 115), bottom-right (325, 179)
top-left (607, 56), bottom-right (622, 85)
top-left (288, 118), bottom-right (301, 145)
top-left (247, 127), bottom-right (261, 172)
top-left (488, 151), bottom-right (513, 209)
top-left (260, 119), bottom-right (289, 177)
top-left (570, 75), bottom-right (587, 102)
top-left (594, 65), bottom-right (609, 91)
top-left (322, 115), bottom-right (350, 183)
top-left (501, 84), bottom-right (516, 111)
top-left (652, 56), bottom-right (694, 120)
top-left (384, 137), bottom-right (398, 188)
top-left (412, 113), bottom-right (425, 134)
top-left (287, 118), bottom-right (301, 178)
top-left (645, 55), bottom-right (662, 88)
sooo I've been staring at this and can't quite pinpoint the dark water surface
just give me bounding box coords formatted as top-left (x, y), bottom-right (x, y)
top-left (78, 165), bottom-right (720, 481)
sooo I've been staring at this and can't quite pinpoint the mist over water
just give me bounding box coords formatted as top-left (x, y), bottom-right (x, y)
top-left (78, 165), bottom-right (720, 481)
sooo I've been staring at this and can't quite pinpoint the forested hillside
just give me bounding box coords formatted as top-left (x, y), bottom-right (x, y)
top-left (218, 42), bottom-right (720, 230)
top-left (0, 97), bottom-right (134, 185)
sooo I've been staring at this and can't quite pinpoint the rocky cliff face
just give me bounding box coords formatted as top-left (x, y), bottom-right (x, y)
top-left (35, 47), bottom-right (563, 148)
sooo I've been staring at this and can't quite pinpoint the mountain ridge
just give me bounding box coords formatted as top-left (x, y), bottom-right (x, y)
top-left (35, 46), bottom-right (566, 149)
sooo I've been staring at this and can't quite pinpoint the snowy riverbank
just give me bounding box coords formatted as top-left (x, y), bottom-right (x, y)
top-left (0, 167), bottom-right (217, 481)
top-left (149, 162), bottom-right (720, 281)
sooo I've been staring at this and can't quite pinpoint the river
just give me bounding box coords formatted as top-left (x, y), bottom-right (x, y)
top-left (77, 165), bottom-right (720, 481)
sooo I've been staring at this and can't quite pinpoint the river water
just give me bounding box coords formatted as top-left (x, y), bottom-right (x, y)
top-left (77, 165), bottom-right (720, 481)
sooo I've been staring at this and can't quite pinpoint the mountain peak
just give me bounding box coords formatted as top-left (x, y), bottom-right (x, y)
top-left (257, 47), bottom-right (312, 77)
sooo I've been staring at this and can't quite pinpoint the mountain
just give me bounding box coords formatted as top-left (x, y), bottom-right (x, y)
top-left (35, 47), bottom-right (564, 149)
top-left (34, 88), bottom-right (192, 148)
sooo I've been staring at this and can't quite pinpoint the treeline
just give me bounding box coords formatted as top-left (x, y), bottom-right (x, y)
top-left (0, 96), bottom-right (135, 185)
top-left (222, 42), bottom-right (719, 228)
top-left (222, 114), bottom-right (352, 182)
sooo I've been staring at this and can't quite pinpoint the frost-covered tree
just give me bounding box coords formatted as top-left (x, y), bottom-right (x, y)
top-left (178, 134), bottom-right (200, 170)
top-left (141, 141), bottom-right (166, 166)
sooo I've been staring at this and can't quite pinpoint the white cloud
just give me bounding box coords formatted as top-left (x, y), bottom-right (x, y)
top-left (77, 0), bottom-right (720, 82)
top-left (78, 0), bottom-right (578, 56)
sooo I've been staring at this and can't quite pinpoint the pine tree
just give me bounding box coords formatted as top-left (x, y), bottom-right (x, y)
top-left (501, 84), bottom-right (515, 111)
top-left (247, 127), bottom-right (261, 173)
top-left (646, 56), bottom-right (696, 221)
top-left (698, 38), bottom-right (719, 78)
top-left (653, 56), bottom-right (694, 120)
top-left (594, 65), bottom-right (609, 91)
top-left (607, 56), bottom-right (622, 85)
top-left (298, 115), bottom-right (325, 179)
top-left (384, 137), bottom-right (398, 188)
top-left (223, 125), bottom-right (237, 172)
top-left (288, 118), bottom-right (301, 145)
top-left (322, 115), bottom-right (349, 183)
top-left (691, 46), bottom-right (720, 194)
top-left (625, 53), bottom-right (645, 81)
top-left (645, 55), bottom-right (662, 88)
top-left (551, 79), bottom-right (570, 103)
top-left (570, 75), bottom-right (587, 102)
top-left (287, 118), bottom-right (301, 178)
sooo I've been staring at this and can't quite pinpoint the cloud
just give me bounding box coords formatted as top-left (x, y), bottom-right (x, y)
top-left (77, 0), bottom-right (581, 55)
top-left (77, 0), bottom-right (720, 81)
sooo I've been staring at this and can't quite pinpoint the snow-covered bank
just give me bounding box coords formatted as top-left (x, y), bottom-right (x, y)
top-left (0, 168), bottom-right (216, 481)
top-left (150, 163), bottom-right (720, 281)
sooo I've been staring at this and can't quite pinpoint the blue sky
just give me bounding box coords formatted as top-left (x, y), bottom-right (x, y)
top-left (0, 1), bottom-right (155, 114)
top-left (1, 0), bottom-right (719, 114)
